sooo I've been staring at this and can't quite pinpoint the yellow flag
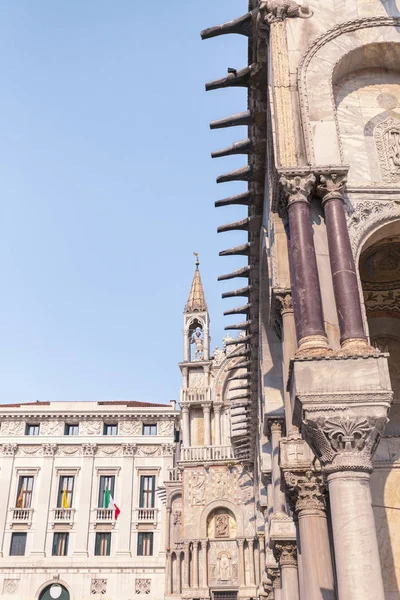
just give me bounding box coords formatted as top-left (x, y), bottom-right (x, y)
top-left (16, 487), bottom-right (24, 509)
top-left (62, 489), bottom-right (69, 509)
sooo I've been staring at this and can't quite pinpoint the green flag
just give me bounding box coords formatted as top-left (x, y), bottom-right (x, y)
top-left (104, 487), bottom-right (111, 508)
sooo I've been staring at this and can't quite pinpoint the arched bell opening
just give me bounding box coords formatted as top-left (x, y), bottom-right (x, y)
top-left (188, 318), bottom-right (205, 362)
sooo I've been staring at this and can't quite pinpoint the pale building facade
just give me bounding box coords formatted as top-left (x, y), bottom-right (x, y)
top-left (0, 400), bottom-right (178, 600)
top-left (199, 1), bottom-right (400, 600)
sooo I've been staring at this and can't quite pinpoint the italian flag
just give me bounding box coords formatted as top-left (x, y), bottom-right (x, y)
top-left (104, 487), bottom-right (120, 520)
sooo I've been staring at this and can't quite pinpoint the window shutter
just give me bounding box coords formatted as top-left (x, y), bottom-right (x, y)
top-left (151, 476), bottom-right (155, 508)
top-left (149, 532), bottom-right (153, 556)
top-left (138, 533), bottom-right (143, 556)
top-left (139, 477), bottom-right (145, 508)
top-left (110, 476), bottom-right (115, 498)
top-left (95, 533), bottom-right (101, 555)
top-left (98, 477), bottom-right (105, 508)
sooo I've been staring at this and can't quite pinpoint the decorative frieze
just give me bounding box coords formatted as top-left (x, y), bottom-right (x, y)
top-left (135, 579), bottom-right (151, 595)
top-left (80, 421), bottom-right (102, 436)
top-left (1, 421), bottom-right (24, 436)
top-left (374, 116), bottom-right (400, 182)
top-left (91, 578), bottom-right (107, 595)
top-left (40, 420), bottom-right (64, 436)
top-left (119, 420), bottom-right (142, 436)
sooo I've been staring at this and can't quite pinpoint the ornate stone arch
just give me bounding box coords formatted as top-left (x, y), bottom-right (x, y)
top-left (199, 499), bottom-right (245, 538)
top-left (347, 200), bottom-right (400, 261)
top-left (298, 17), bottom-right (400, 164)
top-left (35, 580), bottom-right (72, 600)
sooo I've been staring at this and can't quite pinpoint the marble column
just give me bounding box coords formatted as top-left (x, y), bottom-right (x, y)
top-left (280, 171), bottom-right (329, 353)
top-left (259, 533), bottom-right (266, 583)
top-left (202, 404), bottom-right (211, 447)
top-left (0, 444), bottom-right (18, 556)
top-left (276, 292), bottom-right (298, 434)
top-left (248, 538), bottom-right (255, 585)
top-left (74, 443), bottom-right (97, 556)
top-left (268, 568), bottom-right (282, 600)
top-left (176, 551), bottom-right (182, 594)
top-left (274, 541), bottom-right (299, 600)
top-left (201, 539), bottom-right (208, 588)
top-left (183, 541), bottom-right (190, 588)
top-left (214, 403), bottom-right (222, 446)
top-left (192, 540), bottom-right (199, 587)
top-left (317, 172), bottom-right (368, 352)
top-left (117, 444), bottom-right (136, 556)
top-left (238, 538), bottom-right (246, 586)
top-left (268, 419), bottom-right (286, 513)
top-left (31, 444), bottom-right (57, 556)
top-left (166, 508), bottom-right (171, 550)
top-left (182, 406), bottom-right (190, 447)
top-left (284, 470), bottom-right (336, 600)
top-left (166, 551), bottom-right (172, 595)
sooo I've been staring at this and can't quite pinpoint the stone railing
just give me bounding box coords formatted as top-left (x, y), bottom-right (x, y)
top-left (95, 508), bottom-right (115, 522)
top-left (167, 467), bottom-right (182, 482)
top-left (11, 508), bottom-right (33, 523)
top-left (181, 388), bottom-right (211, 404)
top-left (180, 446), bottom-right (235, 463)
top-left (135, 508), bottom-right (158, 523)
top-left (54, 508), bottom-right (75, 522)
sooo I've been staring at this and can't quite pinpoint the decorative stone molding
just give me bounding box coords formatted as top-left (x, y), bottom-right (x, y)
top-left (364, 289), bottom-right (400, 314)
top-left (135, 579), bottom-right (151, 595)
top-left (136, 445), bottom-right (162, 457)
top-left (80, 420), bottom-right (102, 436)
top-left (284, 470), bottom-right (326, 513)
top-left (57, 445), bottom-right (81, 456)
top-left (269, 512), bottom-right (297, 543)
top-left (374, 116), bottom-right (400, 182)
top-left (40, 420), bottom-right (64, 436)
top-left (273, 540), bottom-right (298, 566)
top-left (42, 443), bottom-right (57, 457)
top-left (280, 436), bottom-right (314, 471)
top-left (82, 443), bottom-right (97, 457)
top-left (96, 445), bottom-right (122, 457)
top-left (2, 443), bottom-right (18, 456)
top-left (158, 421), bottom-right (175, 436)
top-left (1, 421), bottom-right (24, 436)
top-left (122, 443), bottom-right (137, 456)
top-left (119, 420), bottom-right (142, 436)
top-left (3, 579), bottom-right (18, 595)
top-left (91, 578), bottom-right (107, 594)
top-left (346, 199), bottom-right (400, 257)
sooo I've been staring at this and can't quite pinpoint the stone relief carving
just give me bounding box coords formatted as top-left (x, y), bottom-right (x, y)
top-left (161, 443), bottom-right (175, 456)
top-left (135, 579), bottom-right (151, 594)
top-left (213, 346), bottom-right (226, 366)
top-left (19, 445), bottom-right (41, 456)
top-left (214, 471), bottom-right (228, 499)
top-left (364, 290), bottom-right (400, 313)
top-left (57, 445), bottom-right (81, 456)
top-left (136, 445), bottom-right (162, 457)
top-left (191, 328), bottom-right (204, 361)
top-left (119, 420), bottom-right (142, 435)
top-left (40, 420), bottom-right (64, 436)
top-left (346, 200), bottom-right (400, 256)
top-left (215, 514), bottom-right (230, 538)
top-left (173, 509), bottom-right (182, 544)
top-left (97, 445), bottom-right (122, 457)
top-left (191, 473), bottom-right (206, 506)
top-left (82, 443), bottom-right (97, 456)
top-left (122, 443), bottom-right (137, 456)
top-left (188, 370), bottom-right (205, 388)
top-left (157, 421), bottom-right (174, 436)
top-left (42, 443), bottom-right (57, 456)
top-left (91, 579), bottom-right (107, 595)
top-left (303, 415), bottom-right (388, 474)
top-left (3, 579), bottom-right (18, 595)
top-left (81, 420), bottom-right (102, 436)
top-left (258, 0), bottom-right (312, 24)
top-left (1, 421), bottom-right (24, 436)
top-left (2, 444), bottom-right (18, 456)
top-left (374, 116), bottom-right (400, 182)
top-left (218, 551), bottom-right (232, 581)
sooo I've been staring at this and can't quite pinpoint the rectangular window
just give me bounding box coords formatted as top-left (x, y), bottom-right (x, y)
top-left (139, 475), bottom-right (155, 508)
top-left (52, 532), bottom-right (69, 556)
top-left (103, 424), bottom-right (118, 436)
top-left (10, 532), bottom-right (26, 556)
top-left (137, 532), bottom-right (153, 556)
top-left (57, 476), bottom-right (74, 508)
top-left (25, 423), bottom-right (40, 436)
top-left (98, 475), bottom-right (115, 508)
top-left (95, 532), bottom-right (111, 556)
top-left (65, 424), bottom-right (79, 436)
top-left (16, 476), bottom-right (34, 509)
top-left (142, 424), bottom-right (157, 436)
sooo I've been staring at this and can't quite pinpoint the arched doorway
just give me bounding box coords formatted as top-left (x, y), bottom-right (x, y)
top-left (39, 583), bottom-right (70, 600)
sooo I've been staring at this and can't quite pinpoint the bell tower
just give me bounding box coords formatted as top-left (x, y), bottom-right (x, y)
top-left (183, 253), bottom-right (210, 362)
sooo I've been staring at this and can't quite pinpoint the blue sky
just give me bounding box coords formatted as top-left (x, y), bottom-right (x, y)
top-left (0, 1), bottom-right (250, 404)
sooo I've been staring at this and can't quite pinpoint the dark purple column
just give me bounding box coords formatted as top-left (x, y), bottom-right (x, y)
top-left (280, 173), bottom-right (329, 351)
top-left (318, 174), bottom-right (367, 346)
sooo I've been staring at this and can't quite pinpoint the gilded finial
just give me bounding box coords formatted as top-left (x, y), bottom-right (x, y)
top-left (194, 252), bottom-right (200, 268)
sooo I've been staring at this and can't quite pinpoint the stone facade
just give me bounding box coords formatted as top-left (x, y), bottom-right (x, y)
top-left (0, 400), bottom-right (179, 600)
top-left (200, 1), bottom-right (400, 599)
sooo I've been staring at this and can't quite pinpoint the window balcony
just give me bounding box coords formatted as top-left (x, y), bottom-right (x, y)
top-left (135, 508), bottom-right (158, 525)
top-left (167, 467), bottom-right (182, 482)
top-left (11, 508), bottom-right (33, 525)
top-left (95, 508), bottom-right (116, 522)
top-left (180, 446), bottom-right (236, 463)
top-left (53, 508), bottom-right (75, 524)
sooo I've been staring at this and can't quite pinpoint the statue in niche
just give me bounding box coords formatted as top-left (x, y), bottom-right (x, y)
top-left (215, 513), bottom-right (230, 538)
top-left (173, 510), bottom-right (182, 544)
top-left (191, 474), bottom-right (206, 505)
top-left (191, 328), bottom-right (204, 361)
top-left (218, 552), bottom-right (231, 581)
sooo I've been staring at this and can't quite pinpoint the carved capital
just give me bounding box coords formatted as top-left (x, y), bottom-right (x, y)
top-left (201, 403), bottom-right (211, 414)
top-left (122, 443), bottom-right (137, 456)
top-left (283, 470), bottom-right (326, 513)
top-left (275, 291), bottom-right (293, 315)
top-left (2, 443), bottom-right (18, 456)
top-left (237, 538), bottom-right (245, 548)
top-left (317, 172), bottom-right (347, 204)
top-left (302, 414), bottom-right (387, 474)
top-left (266, 416), bottom-right (284, 436)
top-left (273, 540), bottom-right (298, 566)
top-left (267, 567), bottom-right (281, 589)
top-left (42, 443), bottom-right (57, 456)
top-left (280, 172), bottom-right (316, 207)
top-left (181, 405), bottom-right (189, 415)
top-left (82, 443), bottom-right (98, 457)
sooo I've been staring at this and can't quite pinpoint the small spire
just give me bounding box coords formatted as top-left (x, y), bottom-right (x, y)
top-left (185, 253), bottom-right (207, 313)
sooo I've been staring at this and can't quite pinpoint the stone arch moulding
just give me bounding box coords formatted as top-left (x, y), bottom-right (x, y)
top-left (298, 16), bottom-right (400, 165)
top-left (346, 200), bottom-right (400, 261)
top-left (199, 499), bottom-right (244, 539)
top-left (35, 580), bottom-right (72, 600)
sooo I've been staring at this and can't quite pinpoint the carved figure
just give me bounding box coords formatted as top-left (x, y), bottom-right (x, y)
top-left (191, 328), bottom-right (204, 361)
top-left (215, 471), bottom-right (228, 498)
top-left (258, 0), bottom-right (312, 24)
top-left (218, 552), bottom-right (231, 581)
top-left (191, 474), bottom-right (206, 505)
top-left (215, 513), bottom-right (230, 538)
